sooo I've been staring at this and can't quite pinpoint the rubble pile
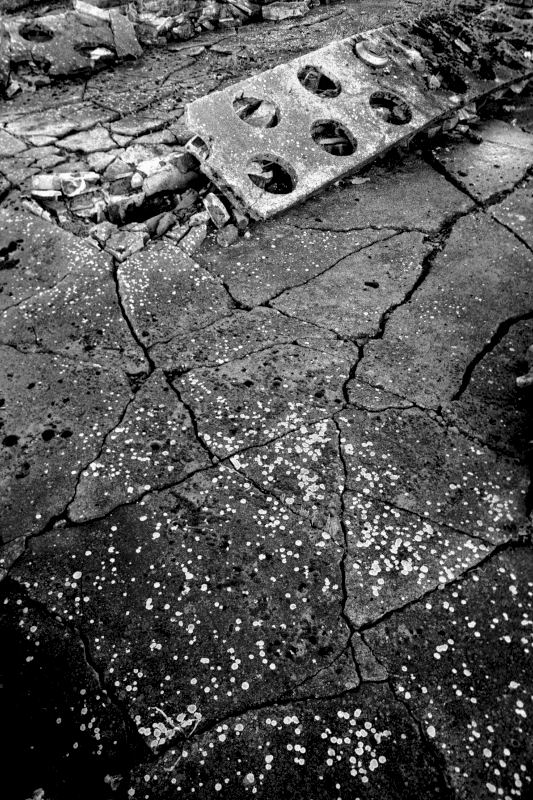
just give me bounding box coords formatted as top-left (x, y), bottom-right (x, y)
top-left (23, 140), bottom-right (251, 259)
top-left (0, 0), bottom-right (320, 97)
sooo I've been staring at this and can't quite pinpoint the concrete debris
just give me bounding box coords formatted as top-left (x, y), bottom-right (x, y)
top-left (516, 345), bottom-right (533, 388)
top-left (262, 1), bottom-right (310, 22)
top-left (216, 221), bottom-right (239, 246)
top-left (186, 3), bottom-right (533, 219)
top-left (203, 192), bottom-right (231, 228)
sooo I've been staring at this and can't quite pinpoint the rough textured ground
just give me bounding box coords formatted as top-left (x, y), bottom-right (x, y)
top-left (1, 3), bottom-right (533, 800)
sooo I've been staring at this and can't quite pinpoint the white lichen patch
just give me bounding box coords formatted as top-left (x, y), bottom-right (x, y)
top-left (367, 549), bottom-right (533, 800)
top-left (343, 493), bottom-right (491, 627)
top-left (337, 406), bottom-right (527, 543)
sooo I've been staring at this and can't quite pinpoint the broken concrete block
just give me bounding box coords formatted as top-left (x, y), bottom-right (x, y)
top-left (143, 164), bottom-right (197, 196)
top-left (189, 209), bottom-right (210, 226)
top-left (73, 0), bottom-right (111, 21)
top-left (90, 219), bottom-right (118, 245)
top-left (178, 222), bottom-right (207, 256)
top-left (262, 1), bottom-right (310, 21)
top-left (107, 192), bottom-right (145, 224)
top-left (106, 229), bottom-right (149, 261)
top-left (110, 8), bottom-right (143, 58)
top-left (203, 192), bottom-right (231, 228)
top-left (0, 129), bottom-right (27, 158)
top-left (58, 127), bottom-right (117, 154)
top-left (216, 223), bottom-right (239, 247)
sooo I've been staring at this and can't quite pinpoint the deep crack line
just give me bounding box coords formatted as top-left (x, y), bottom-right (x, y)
top-left (111, 256), bottom-right (155, 374)
top-left (451, 309), bottom-right (533, 402)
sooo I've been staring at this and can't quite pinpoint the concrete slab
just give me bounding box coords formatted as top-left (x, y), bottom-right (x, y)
top-left (337, 401), bottom-right (528, 544)
top-left (69, 370), bottom-right (211, 522)
top-left (196, 222), bottom-right (395, 307)
top-left (284, 153), bottom-right (476, 233)
top-left (357, 213), bottom-right (533, 408)
top-left (443, 318), bottom-right (533, 461)
top-left (11, 465), bottom-right (347, 739)
top-left (150, 306), bottom-right (357, 373)
top-left (129, 683), bottom-right (451, 798)
top-left (174, 341), bottom-right (355, 457)
top-left (117, 241), bottom-right (233, 349)
top-left (366, 548), bottom-right (533, 799)
top-left (271, 232), bottom-right (431, 339)
top-left (344, 493), bottom-right (492, 628)
top-left (490, 177), bottom-right (533, 249)
top-left (432, 122), bottom-right (533, 201)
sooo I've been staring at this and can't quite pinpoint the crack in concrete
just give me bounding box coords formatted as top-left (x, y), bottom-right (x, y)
top-left (111, 256), bottom-right (155, 374)
top-left (357, 538), bottom-right (530, 636)
top-left (0, 271), bottom-right (72, 315)
top-left (451, 309), bottom-right (533, 402)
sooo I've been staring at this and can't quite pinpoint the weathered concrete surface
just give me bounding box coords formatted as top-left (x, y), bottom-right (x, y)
top-left (271, 232), bottom-right (431, 339)
top-left (358, 213), bottom-right (533, 408)
top-left (432, 121), bottom-right (533, 202)
top-left (1, 10), bottom-right (533, 797)
top-left (490, 178), bottom-right (533, 250)
top-left (366, 548), bottom-right (533, 799)
top-left (129, 683), bottom-right (452, 799)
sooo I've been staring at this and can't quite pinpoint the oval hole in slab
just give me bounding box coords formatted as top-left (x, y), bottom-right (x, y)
top-left (311, 120), bottom-right (357, 156)
top-left (19, 22), bottom-right (54, 42)
top-left (369, 91), bottom-right (412, 125)
top-left (233, 96), bottom-right (280, 128)
top-left (297, 65), bottom-right (341, 98)
top-left (247, 155), bottom-right (296, 194)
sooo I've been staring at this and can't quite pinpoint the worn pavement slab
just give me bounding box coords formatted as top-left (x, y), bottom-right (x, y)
top-left (1, 7), bottom-right (532, 798)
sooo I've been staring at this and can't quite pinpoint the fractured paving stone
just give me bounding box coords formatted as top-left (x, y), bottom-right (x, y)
top-left (272, 232), bottom-right (431, 339)
top-left (118, 240), bottom-right (233, 348)
top-left (443, 318), bottom-right (533, 461)
top-left (174, 341), bottom-right (354, 457)
top-left (490, 177), bottom-right (533, 250)
top-left (357, 213), bottom-right (533, 408)
top-left (150, 306), bottom-right (355, 371)
top-left (0, 220), bottom-right (145, 373)
top-left (129, 683), bottom-right (451, 799)
top-left (337, 400), bottom-right (528, 544)
top-left (231, 418), bottom-right (345, 529)
top-left (285, 153), bottom-right (475, 233)
top-left (366, 548), bottom-right (533, 799)
top-left (0, 580), bottom-right (130, 800)
top-left (196, 222), bottom-right (395, 306)
top-left (69, 369), bottom-right (211, 522)
top-left (11, 465), bottom-right (347, 742)
top-left (432, 121), bottom-right (533, 202)
top-left (344, 493), bottom-right (492, 628)
top-left (0, 207), bottom-right (105, 311)
top-left (57, 125), bottom-right (118, 154)
top-left (0, 128), bottom-right (27, 157)
top-left (5, 102), bottom-right (118, 143)
top-left (0, 346), bottom-right (132, 544)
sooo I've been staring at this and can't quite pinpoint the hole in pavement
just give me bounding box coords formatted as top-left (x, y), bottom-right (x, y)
top-left (311, 120), bottom-right (357, 156)
top-left (369, 91), bottom-right (412, 125)
top-left (19, 22), bottom-right (55, 42)
top-left (233, 96), bottom-right (280, 128)
top-left (3, 435), bottom-right (19, 447)
top-left (298, 66), bottom-right (341, 98)
top-left (247, 156), bottom-right (296, 194)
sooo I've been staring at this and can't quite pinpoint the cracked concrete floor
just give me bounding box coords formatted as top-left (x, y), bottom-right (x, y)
top-left (2, 9), bottom-right (533, 800)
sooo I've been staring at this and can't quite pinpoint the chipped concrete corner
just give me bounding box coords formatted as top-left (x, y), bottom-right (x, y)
top-left (1, 1), bottom-right (533, 799)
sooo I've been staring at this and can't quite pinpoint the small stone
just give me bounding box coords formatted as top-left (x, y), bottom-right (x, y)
top-left (106, 230), bottom-right (148, 261)
top-left (174, 188), bottom-right (199, 211)
top-left (90, 220), bottom-right (118, 245)
top-left (262, 1), bottom-right (309, 21)
top-left (189, 210), bottom-right (210, 226)
top-left (232, 207), bottom-right (249, 231)
top-left (203, 193), bottom-right (231, 228)
top-left (179, 222), bottom-right (207, 256)
top-left (110, 9), bottom-right (143, 59)
top-left (216, 223), bottom-right (239, 248)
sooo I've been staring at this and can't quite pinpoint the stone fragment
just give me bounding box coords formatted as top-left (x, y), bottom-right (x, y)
top-left (106, 192), bottom-right (145, 224)
top-left (109, 8), bottom-right (143, 58)
top-left (73, 0), bottom-right (111, 20)
top-left (86, 150), bottom-right (118, 172)
top-left (203, 192), bottom-right (230, 228)
top-left (106, 229), bottom-right (148, 261)
top-left (89, 219), bottom-right (118, 245)
top-left (109, 115), bottom-right (166, 138)
top-left (178, 221), bottom-right (208, 255)
top-left (216, 223), bottom-right (239, 247)
top-left (262, 0), bottom-right (309, 21)
top-left (0, 129), bottom-right (27, 157)
top-left (58, 126), bottom-right (117, 154)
